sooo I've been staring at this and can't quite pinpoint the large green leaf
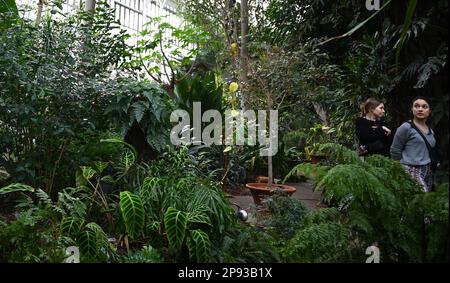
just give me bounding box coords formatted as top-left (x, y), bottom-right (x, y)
top-left (93, 161), bottom-right (109, 174)
top-left (77, 230), bottom-right (98, 261)
top-left (188, 229), bottom-right (210, 262)
top-left (130, 101), bottom-right (147, 123)
top-left (61, 217), bottom-right (84, 238)
top-left (120, 149), bottom-right (136, 171)
top-left (80, 166), bottom-right (96, 180)
top-left (164, 207), bottom-right (188, 250)
top-left (85, 222), bottom-right (111, 248)
top-left (0, 183), bottom-right (35, 195)
top-left (120, 191), bottom-right (145, 238)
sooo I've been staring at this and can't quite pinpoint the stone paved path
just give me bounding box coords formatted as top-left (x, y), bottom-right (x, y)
top-left (228, 180), bottom-right (324, 223)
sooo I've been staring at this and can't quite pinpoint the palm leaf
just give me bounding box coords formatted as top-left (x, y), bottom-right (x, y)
top-left (395, 0), bottom-right (418, 68)
top-left (318, 0), bottom-right (392, 46)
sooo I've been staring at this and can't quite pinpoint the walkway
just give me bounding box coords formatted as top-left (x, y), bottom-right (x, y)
top-left (228, 180), bottom-right (325, 223)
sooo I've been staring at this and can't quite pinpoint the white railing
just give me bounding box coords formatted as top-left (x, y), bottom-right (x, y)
top-left (16, 0), bottom-right (181, 33)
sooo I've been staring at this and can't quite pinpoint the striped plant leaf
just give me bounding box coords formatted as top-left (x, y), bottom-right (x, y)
top-left (0, 183), bottom-right (35, 195)
top-left (60, 217), bottom-right (84, 238)
top-left (120, 191), bottom-right (145, 238)
top-left (80, 166), bottom-right (96, 180)
top-left (188, 229), bottom-right (210, 262)
top-left (164, 207), bottom-right (188, 250)
top-left (77, 229), bottom-right (98, 260)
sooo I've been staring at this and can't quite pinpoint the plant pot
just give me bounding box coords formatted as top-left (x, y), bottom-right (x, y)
top-left (309, 154), bottom-right (325, 164)
top-left (255, 176), bottom-right (280, 183)
top-left (245, 183), bottom-right (296, 206)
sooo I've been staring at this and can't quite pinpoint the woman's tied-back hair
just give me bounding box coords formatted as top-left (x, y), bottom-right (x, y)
top-left (360, 97), bottom-right (384, 117)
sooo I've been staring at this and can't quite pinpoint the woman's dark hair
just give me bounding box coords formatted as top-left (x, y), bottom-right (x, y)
top-left (360, 97), bottom-right (384, 117)
top-left (410, 96), bottom-right (432, 120)
top-left (411, 96), bottom-right (431, 109)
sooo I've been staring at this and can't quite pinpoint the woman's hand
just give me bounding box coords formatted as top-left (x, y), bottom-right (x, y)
top-left (382, 126), bottom-right (391, 135)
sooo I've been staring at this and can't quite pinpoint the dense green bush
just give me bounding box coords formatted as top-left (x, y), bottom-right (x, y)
top-left (283, 143), bottom-right (449, 262)
top-left (0, 2), bottom-right (130, 194)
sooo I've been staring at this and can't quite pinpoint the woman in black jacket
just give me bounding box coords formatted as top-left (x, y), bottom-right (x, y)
top-left (356, 97), bottom-right (393, 157)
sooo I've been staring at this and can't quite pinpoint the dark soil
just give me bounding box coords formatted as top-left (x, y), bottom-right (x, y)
top-left (222, 184), bottom-right (252, 196)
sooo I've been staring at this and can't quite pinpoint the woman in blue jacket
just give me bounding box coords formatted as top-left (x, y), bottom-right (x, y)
top-left (390, 97), bottom-right (437, 192)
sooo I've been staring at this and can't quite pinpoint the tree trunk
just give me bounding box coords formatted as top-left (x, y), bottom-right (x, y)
top-left (85, 0), bottom-right (96, 12)
top-left (267, 88), bottom-right (273, 189)
top-left (239, 0), bottom-right (249, 110)
top-left (35, 0), bottom-right (44, 26)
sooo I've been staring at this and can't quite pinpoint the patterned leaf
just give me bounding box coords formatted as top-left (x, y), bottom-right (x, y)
top-left (81, 166), bottom-right (96, 180)
top-left (0, 183), bottom-right (35, 195)
top-left (188, 229), bottom-right (210, 262)
top-left (77, 230), bottom-right (98, 260)
top-left (120, 191), bottom-right (145, 238)
top-left (121, 149), bottom-right (136, 171)
top-left (93, 161), bottom-right (109, 174)
top-left (188, 212), bottom-right (211, 226)
top-left (164, 207), bottom-right (188, 249)
top-left (61, 217), bottom-right (84, 238)
top-left (85, 222), bottom-right (111, 248)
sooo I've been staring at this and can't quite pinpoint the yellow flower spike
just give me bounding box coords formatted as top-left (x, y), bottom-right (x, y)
top-left (229, 82), bottom-right (239, 93)
top-left (231, 43), bottom-right (238, 57)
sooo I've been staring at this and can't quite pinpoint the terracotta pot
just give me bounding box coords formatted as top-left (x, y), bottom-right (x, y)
top-left (256, 176), bottom-right (280, 183)
top-left (245, 183), bottom-right (296, 206)
top-left (309, 155), bottom-right (325, 164)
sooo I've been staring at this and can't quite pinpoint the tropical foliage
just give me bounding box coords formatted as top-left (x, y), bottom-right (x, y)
top-left (0, 0), bottom-right (447, 263)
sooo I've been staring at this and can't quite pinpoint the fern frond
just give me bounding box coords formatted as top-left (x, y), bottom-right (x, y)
top-left (301, 207), bottom-right (341, 227)
top-left (283, 222), bottom-right (352, 263)
top-left (130, 101), bottom-right (148, 123)
top-left (121, 245), bottom-right (163, 263)
top-left (319, 143), bottom-right (362, 165)
top-left (56, 187), bottom-right (87, 219)
top-left (283, 163), bottom-right (329, 183)
top-left (317, 164), bottom-right (398, 212)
